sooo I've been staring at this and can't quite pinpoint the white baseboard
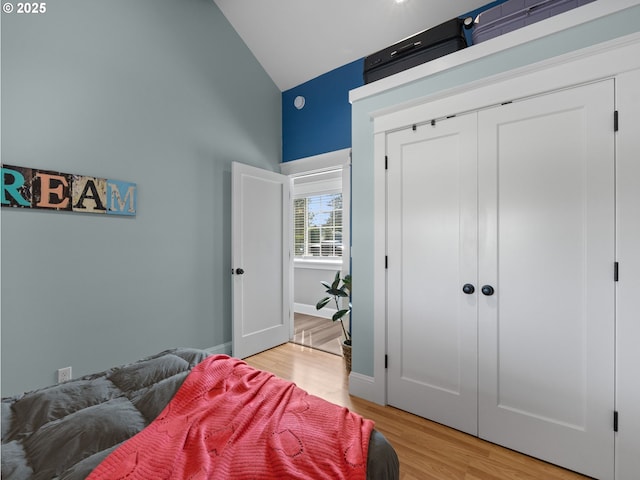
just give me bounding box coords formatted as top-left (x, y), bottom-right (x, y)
top-left (205, 342), bottom-right (232, 356)
top-left (294, 302), bottom-right (335, 320)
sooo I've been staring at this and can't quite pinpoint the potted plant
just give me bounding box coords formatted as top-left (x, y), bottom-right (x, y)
top-left (316, 271), bottom-right (352, 372)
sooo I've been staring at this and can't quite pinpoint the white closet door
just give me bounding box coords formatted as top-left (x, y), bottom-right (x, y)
top-left (387, 113), bottom-right (479, 436)
top-left (477, 80), bottom-right (615, 480)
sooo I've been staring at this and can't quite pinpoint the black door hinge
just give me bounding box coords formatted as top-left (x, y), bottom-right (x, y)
top-left (614, 411), bottom-right (619, 432)
top-left (385, 354), bottom-right (388, 369)
top-left (385, 256), bottom-right (388, 269)
top-left (615, 262), bottom-right (619, 282)
top-left (385, 155), bottom-right (388, 170)
top-left (614, 111), bottom-right (619, 132)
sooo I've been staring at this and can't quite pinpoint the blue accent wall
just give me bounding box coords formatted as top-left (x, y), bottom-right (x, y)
top-left (282, 59), bottom-right (363, 162)
top-left (281, 1), bottom-right (509, 162)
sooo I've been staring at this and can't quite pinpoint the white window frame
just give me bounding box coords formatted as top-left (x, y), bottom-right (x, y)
top-left (293, 177), bottom-right (343, 266)
top-left (281, 149), bottom-right (351, 272)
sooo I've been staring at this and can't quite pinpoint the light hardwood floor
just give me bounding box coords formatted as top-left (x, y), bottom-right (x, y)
top-left (291, 312), bottom-right (344, 356)
top-left (245, 342), bottom-right (590, 480)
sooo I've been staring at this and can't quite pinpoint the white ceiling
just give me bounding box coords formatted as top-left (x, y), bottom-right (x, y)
top-left (213, 0), bottom-right (494, 91)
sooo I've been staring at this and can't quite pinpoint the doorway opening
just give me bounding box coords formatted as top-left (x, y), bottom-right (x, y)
top-left (281, 149), bottom-right (351, 357)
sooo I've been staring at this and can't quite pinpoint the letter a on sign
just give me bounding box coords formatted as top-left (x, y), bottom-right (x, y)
top-left (73, 176), bottom-right (107, 213)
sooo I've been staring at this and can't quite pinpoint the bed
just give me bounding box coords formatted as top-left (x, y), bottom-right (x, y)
top-left (1, 348), bottom-right (399, 479)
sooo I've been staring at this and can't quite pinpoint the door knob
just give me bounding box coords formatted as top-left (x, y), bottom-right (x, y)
top-left (462, 284), bottom-right (475, 294)
top-left (481, 285), bottom-right (495, 296)
top-left (235, 268), bottom-right (245, 275)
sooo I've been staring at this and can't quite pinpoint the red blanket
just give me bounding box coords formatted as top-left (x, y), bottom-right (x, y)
top-left (87, 355), bottom-right (374, 480)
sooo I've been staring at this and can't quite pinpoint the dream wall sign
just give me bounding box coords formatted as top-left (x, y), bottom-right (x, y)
top-left (1, 164), bottom-right (137, 216)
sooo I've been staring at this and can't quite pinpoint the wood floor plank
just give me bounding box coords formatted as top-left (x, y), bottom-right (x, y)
top-left (245, 343), bottom-right (590, 480)
top-left (292, 313), bottom-right (344, 356)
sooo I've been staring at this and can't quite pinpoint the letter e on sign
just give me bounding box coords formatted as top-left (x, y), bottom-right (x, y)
top-left (34, 171), bottom-right (72, 210)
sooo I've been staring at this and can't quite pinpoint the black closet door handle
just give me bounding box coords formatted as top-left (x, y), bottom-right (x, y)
top-left (481, 285), bottom-right (495, 296)
top-left (462, 284), bottom-right (475, 294)
top-left (235, 268), bottom-right (245, 275)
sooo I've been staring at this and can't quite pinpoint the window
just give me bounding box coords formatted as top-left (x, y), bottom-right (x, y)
top-left (294, 193), bottom-right (343, 257)
top-left (293, 170), bottom-right (343, 259)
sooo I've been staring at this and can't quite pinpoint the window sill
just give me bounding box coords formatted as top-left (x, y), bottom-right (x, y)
top-left (294, 258), bottom-right (343, 271)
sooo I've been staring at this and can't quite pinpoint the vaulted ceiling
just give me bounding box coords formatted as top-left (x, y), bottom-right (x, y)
top-left (213, 0), bottom-right (493, 91)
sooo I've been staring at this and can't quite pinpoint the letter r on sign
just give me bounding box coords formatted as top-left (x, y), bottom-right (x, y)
top-left (1, 167), bottom-right (31, 207)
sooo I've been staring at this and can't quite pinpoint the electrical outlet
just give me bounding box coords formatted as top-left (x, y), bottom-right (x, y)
top-left (57, 366), bottom-right (72, 383)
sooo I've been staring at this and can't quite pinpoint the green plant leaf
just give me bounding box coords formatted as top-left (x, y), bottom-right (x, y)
top-left (342, 274), bottom-right (351, 294)
top-left (333, 309), bottom-right (350, 321)
top-left (316, 297), bottom-right (331, 310)
top-left (331, 271), bottom-right (341, 290)
top-left (326, 288), bottom-right (344, 296)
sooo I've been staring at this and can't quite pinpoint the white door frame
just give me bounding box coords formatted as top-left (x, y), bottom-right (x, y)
top-left (280, 148), bottom-right (352, 340)
top-left (364, 33), bottom-right (640, 406)
top-left (615, 67), bottom-right (640, 480)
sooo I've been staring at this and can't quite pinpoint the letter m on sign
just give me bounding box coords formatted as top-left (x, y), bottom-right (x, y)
top-left (107, 180), bottom-right (137, 216)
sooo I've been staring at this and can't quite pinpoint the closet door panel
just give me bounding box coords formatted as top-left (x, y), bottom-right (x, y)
top-left (387, 114), bottom-right (478, 435)
top-left (477, 80), bottom-right (615, 480)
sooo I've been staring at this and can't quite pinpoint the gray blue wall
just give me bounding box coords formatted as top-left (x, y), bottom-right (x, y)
top-left (1, 0), bottom-right (281, 395)
top-left (350, 4), bottom-right (640, 377)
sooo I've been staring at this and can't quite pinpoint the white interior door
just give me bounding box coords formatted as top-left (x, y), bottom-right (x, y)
top-left (387, 113), bottom-right (479, 436)
top-left (232, 162), bottom-right (290, 359)
top-left (477, 80), bottom-right (615, 480)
